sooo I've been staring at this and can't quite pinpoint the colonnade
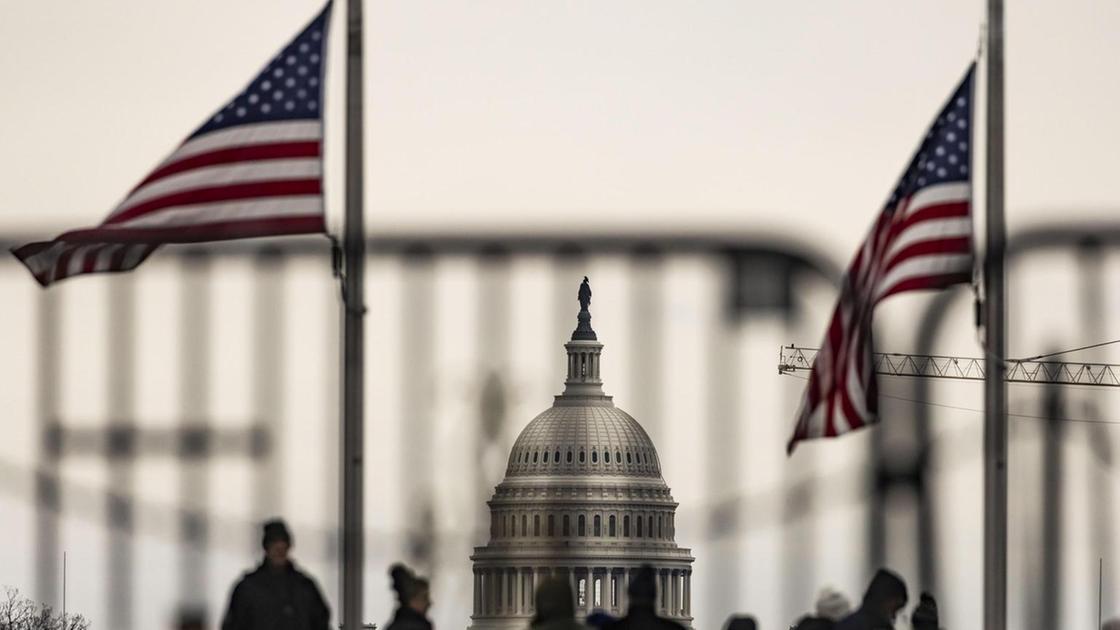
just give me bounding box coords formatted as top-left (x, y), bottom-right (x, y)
top-left (472, 565), bottom-right (692, 621)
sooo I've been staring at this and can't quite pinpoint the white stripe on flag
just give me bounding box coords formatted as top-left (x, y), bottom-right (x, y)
top-left (884, 216), bottom-right (972, 263)
top-left (158, 120), bottom-right (322, 166)
top-left (112, 158), bottom-right (322, 215)
top-left (901, 182), bottom-right (970, 217)
top-left (109, 196), bottom-right (324, 229)
top-left (874, 253), bottom-right (972, 301)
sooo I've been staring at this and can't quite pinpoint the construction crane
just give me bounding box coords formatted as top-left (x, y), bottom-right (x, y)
top-left (778, 345), bottom-right (1120, 387)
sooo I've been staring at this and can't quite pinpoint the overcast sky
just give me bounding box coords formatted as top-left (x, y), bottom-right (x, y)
top-left (3, 0), bottom-right (1119, 246)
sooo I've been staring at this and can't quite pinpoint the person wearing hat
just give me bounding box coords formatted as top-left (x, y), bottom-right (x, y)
top-left (527, 577), bottom-right (587, 630)
top-left (220, 519), bottom-right (330, 630)
top-left (606, 565), bottom-right (686, 630)
top-left (833, 568), bottom-right (908, 630)
top-left (384, 563), bottom-right (433, 630)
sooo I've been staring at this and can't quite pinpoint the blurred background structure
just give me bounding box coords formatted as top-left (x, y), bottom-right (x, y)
top-left (1, 222), bottom-right (1119, 629)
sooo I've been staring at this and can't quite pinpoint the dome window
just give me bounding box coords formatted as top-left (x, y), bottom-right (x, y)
top-left (579, 450), bottom-right (586, 463)
top-left (532, 451), bottom-right (538, 463)
top-left (609, 515), bottom-right (616, 537)
top-left (554, 450), bottom-right (560, 463)
top-left (563, 515), bottom-right (571, 536)
top-left (604, 451), bottom-right (610, 464)
top-left (647, 516), bottom-right (654, 538)
top-left (548, 515), bottom-right (555, 536)
top-left (623, 515), bottom-right (630, 537)
top-left (578, 515), bottom-right (586, 537)
top-left (567, 450), bottom-right (573, 463)
top-left (626, 451), bottom-right (632, 464)
top-left (636, 516), bottom-right (643, 537)
top-left (594, 515), bottom-right (601, 537)
top-left (592, 450), bottom-right (598, 463)
top-left (534, 515), bottom-right (541, 536)
top-left (521, 515), bottom-right (527, 537)
top-left (615, 450), bottom-right (621, 464)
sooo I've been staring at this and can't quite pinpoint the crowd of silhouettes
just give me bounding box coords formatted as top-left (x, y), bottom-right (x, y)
top-left (211, 520), bottom-right (953, 630)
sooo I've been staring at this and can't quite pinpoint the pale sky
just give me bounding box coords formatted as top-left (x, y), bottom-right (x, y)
top-left (3, 2), bottom-right (1120, 630)
top-left (3, 1), bottom-right (1119, 241)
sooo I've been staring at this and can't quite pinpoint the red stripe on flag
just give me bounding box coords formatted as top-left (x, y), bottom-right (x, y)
top-left (888, 201), bottom-right (970, 239)
top-left (134, 142), bottom-right (321, 191)
top-left (59, 216), bottom-right (326, 244)
top-left (882, 236), bottom-right (972, 273)
top-left (876, 271), bottom-right (972, 303)
top-left (107, 179), bottom-right (322, 225)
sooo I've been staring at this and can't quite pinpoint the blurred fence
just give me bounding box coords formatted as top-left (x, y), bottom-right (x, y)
top-left (0, 223), bottom-right (1117, 629)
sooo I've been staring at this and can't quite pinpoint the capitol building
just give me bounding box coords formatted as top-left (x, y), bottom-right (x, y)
top-left (469, 280), bottom-right (694, 629)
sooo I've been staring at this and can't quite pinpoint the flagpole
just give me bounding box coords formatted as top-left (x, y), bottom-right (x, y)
top-left (983, 0), bottom-right (1007, 627)
top-left (342, 0), bottom-right (366, 628)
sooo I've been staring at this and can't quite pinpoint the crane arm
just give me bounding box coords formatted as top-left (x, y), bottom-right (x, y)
top-left (778, 345), bottom-right (1120, 387)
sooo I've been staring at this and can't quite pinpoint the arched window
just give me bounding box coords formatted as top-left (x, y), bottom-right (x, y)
top-left (532, 451), bottom-right (538, 463)
top-left (563, 514), bottom-right (571, 536)
top-left (609, 515), bottom-right (616, 537)
top-left (534, 514), bottom-right (540, 536)
top-left (521, 515), bottom-right (527, 537)
top-left (548, 514), bottom-right (555, 536)
top-left (615, 451), bottom-right (621, 464)
top-left (594, 515), bottom-right (601, 537)
top-left (647, 516), bottom-right (654, 538)
top-left (554, 450), bottom-right (560, 463)
top-left (626, 451), bottom-right (632, 464)
top-left (567, 450), bottom-right (573, 463)
top-left (658, 515), bottom-right (663, 538)
top-left (592, 450), bottom-right (598, 463)
top-left (578, 515), bottom-right (586, 537)
top-left (579, 450), bottom-right (586, 463)
top-left (605, 451), bottom-right (611, 464)
top-left (636, 515), bottom-right (643, 537)
top-left (623, 515), bottom-right (630, 537)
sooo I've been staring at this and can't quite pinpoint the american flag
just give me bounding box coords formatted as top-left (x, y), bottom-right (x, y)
top-left (787, 65), bottom-right (976, 454)
top-left (12, 2), bottom-right (333, 287)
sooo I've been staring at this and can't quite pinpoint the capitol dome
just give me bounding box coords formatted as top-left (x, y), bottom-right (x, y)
top-left (469, 279), bottom-right (694, 629)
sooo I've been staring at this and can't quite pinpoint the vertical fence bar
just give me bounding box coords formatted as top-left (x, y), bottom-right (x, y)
top-left (107, 278), bottom-right (136, 630)
top-left (179, 251), bottom-right (210, 608)
top-left (35, 289), bottom-right (61, 608)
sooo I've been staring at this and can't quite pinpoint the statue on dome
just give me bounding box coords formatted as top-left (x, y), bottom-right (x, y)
top-left (578, 276), bottom-right (592, 312)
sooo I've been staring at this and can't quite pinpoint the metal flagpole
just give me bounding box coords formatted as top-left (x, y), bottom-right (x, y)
top-left (342, 0), bottom-right (366, 628)
top-left (983, 0), bottom-right (1007, 628)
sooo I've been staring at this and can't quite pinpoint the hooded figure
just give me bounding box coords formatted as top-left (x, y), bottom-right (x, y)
top-left (384, 564), bottom-right (433, 630)
top-left (834, 569), bottom-right (908, 630)
top-left (220, 519), bottom-right (330, 630)
top-left (910, 593), bottom-right (940, 630)
top-left (530, 577), bottom-right (587, 630)
top-left (605, 565), bottom-right (686, 630)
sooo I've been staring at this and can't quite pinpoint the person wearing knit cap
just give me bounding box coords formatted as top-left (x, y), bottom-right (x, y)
top-left (529, 577), bottom-right (587, 630)
top-left (815, 587), bottom-right (852, 622)
top-left (384, 563), bottom-right (433, 630)
top-left (833, 568), bottom-right (908, 630)
top-left (910, 593), bottom-right (940, 630)
top-left (220, 519), bottom-right (330, 630)
top-left (605, 565), bottom-right (686, 630)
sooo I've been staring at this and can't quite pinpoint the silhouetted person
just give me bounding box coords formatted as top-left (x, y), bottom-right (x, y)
top-left (792, 616), bottom-right (835, 630)
top-left (220, 519), bottom-right (330, 630)
top-left (384, 564), bottom-right (432, 630)
top-left (175, 608), bottom-right (207, 630)
top-left (723, 615), bottom-right (757, 630)
top-left (815, 587), bottom-right (851, 622)
top-left (606, 565), bottom-right (686, 630)
top-left (530, 577), bottom-right (586, 630)
top-left (910, 593), bottom-right (940, 630)
top-left (834, 569), bottom-right (908, 630)
top-left (1103, 618), bottom-right (1120, 630)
